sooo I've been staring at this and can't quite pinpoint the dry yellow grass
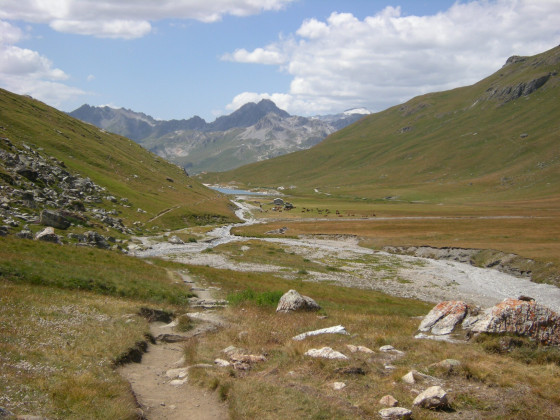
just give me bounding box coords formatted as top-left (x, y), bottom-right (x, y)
top-left (0, 280), bottom-right (164, 419)
top-left (181, 265), bottom-right (560, 419)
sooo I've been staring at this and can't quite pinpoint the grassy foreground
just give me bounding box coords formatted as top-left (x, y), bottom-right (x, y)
top-left (0, 238), bottom-right (190, 419)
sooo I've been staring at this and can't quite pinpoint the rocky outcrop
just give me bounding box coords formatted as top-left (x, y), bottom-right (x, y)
top-left (418, 300), bottom-right (470, 335)
top-left (276, 289), bottom-right (321, 313)
top-left (418, 298), bottom-right (560, 346)
top-left (468, 298), bottom-right (560, 346)
top-left (40, 209), bottom-right (71, 229)
top-left (487, 74), bottom-right (552, 103)
top-left (0, 137), bottom-right (134, 246)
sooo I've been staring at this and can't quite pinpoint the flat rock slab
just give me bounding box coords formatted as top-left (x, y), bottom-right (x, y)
top-left (304, 347), bottom-right (348, 360)
top-left (292, 325), bottom-right (349, 341)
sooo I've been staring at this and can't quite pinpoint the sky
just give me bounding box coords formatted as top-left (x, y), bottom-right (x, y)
top-left (0, 1), bottom-right (559, 122)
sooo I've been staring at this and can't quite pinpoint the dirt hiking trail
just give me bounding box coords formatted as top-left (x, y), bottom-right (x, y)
top-left (119, 275), bottom-right (228, 420)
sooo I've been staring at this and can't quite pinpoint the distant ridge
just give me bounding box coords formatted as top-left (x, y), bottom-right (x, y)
top-left (69, 100), bottom-right (370, 173)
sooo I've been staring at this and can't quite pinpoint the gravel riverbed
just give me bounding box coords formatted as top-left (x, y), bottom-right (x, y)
top-left (132, 200), bottom-right (560, 312)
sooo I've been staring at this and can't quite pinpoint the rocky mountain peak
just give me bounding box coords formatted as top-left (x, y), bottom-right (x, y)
top-left (209, 99), bottom-right (290, 131)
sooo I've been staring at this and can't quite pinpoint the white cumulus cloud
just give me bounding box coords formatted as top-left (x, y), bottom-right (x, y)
top-left (0, 19), bottom-right (85, 106)
top-left (225, 0), bottom-right (560, 115)
top-left (0, 0), bottom-right (296, 39)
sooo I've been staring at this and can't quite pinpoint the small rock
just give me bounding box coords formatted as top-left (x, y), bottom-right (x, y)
top-left (292, 325), bottom-right (349, 341)
top-left (379, 345), bottom-right (404, 355)
top-left (412, 386), bottom-right (449, 409)
top-left (166, 368), bottom-right (188, 379)
top-left (401, 370), bottom-right (418, 384)
top-left (429, 359), bottom-right (461, 372)
top-left (169, 378), bottom-right (188, 386)
top-left (346, 344), bottom-right (374, 354)
top-left (332, 382), bottom-right (346, 390)
top-left (156, 334), bottom-right (189, 343)
top-left (168, 235), bottom-right (184, 245)
top-left (276, 289), bottom-right (321, 313)
top-left (15, 229), bottom-right (33, 239)
top-left (0, 407), bottom-right (14, 418)
top-left (379, 395), bottom-right (399, 407)
top-left (214, 358), bottom-right (231, 367)
top-left (304, 347), bottom-right (348, 360)
top-left (35, 227), bottom-right (61, 244)
top-left (378, 407), bottom-right (412, 419)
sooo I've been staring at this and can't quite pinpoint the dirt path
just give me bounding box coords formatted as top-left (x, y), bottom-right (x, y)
top-left (119, 274), bottom-right (229, 420)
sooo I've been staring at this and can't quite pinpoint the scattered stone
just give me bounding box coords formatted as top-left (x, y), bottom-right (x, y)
top-left (346, 344), bottom-right (375, 354)
top-left (378, 407), bottom-right (412, 419)
top-left (166, 368), bottom-right (188, 379)
top-left (414, 333), bottom-right (464, 343)
top-left (168, 235), bottom-right (184, 245)
top-left (0, 407), bottom-right (14, 418)
top-left (276, 289), bottom-right (321, 313)
top-left (401, 369), bottom-right (436, 384)
top-left (292, 325), bottom-right (349, 341)
top-left (15, 229), bottom-right (33, 239)
top-left (379, 395), bottom-right (399, 407)
top-left (401, 370), bottom-right (417, 384)
top-left (429, 359), bottom-right (461, 372)
top-left (469, 298), bottom-right (560, 346)
top-left (412, 386), bottom-right (449, 409)
top-left (304, 347), bottom-right (348, 360)
top-left (169, 378), bottom-right (188, 386)
top-left (419, 300), bottom-right (469, 335)
top-left (214, 358), bottom-right (231, 367)
top-left (35, 226), bottom-right (61, 244)
top-left (138, 307), bottom-right (173, 323)
top-left (0, 226), bottom-right (8, 236)
top-left (156, 334), bottom-right (189, 343)
top-left (332, 382), bottom-right (346, 390)
top-left (84, 230), bottom-right (110, 249)
top-left (335, 366), bottom-right (366, 375)
top-left (379, 345), bottom-right (404, 355)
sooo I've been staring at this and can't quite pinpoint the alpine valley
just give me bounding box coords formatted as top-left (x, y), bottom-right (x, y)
top-left (69, 99), bottom-right (370, 174)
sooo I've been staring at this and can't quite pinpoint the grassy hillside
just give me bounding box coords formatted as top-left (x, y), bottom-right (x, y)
top-left (202, 46), bottom-right (560, 205)
top-left (0, 88), bottom-right (237, 231)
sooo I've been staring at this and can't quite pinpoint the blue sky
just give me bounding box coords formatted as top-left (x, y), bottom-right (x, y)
top-left (1, 1), bottom-right (559, 121)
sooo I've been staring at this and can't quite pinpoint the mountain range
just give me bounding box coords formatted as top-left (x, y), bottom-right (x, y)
top-left (202, 45), bottom-right (560, 205)
top-left (69, 100), bottom-right (370, 173)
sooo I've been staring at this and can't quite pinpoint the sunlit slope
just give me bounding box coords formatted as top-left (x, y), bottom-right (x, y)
top-left (204, 46), bottom-right (560, 203)
top-left (0, 88), bottom-right (237, 229)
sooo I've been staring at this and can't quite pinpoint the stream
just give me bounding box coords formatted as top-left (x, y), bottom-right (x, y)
top-left (132, 199), bottom-right (560, 312)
